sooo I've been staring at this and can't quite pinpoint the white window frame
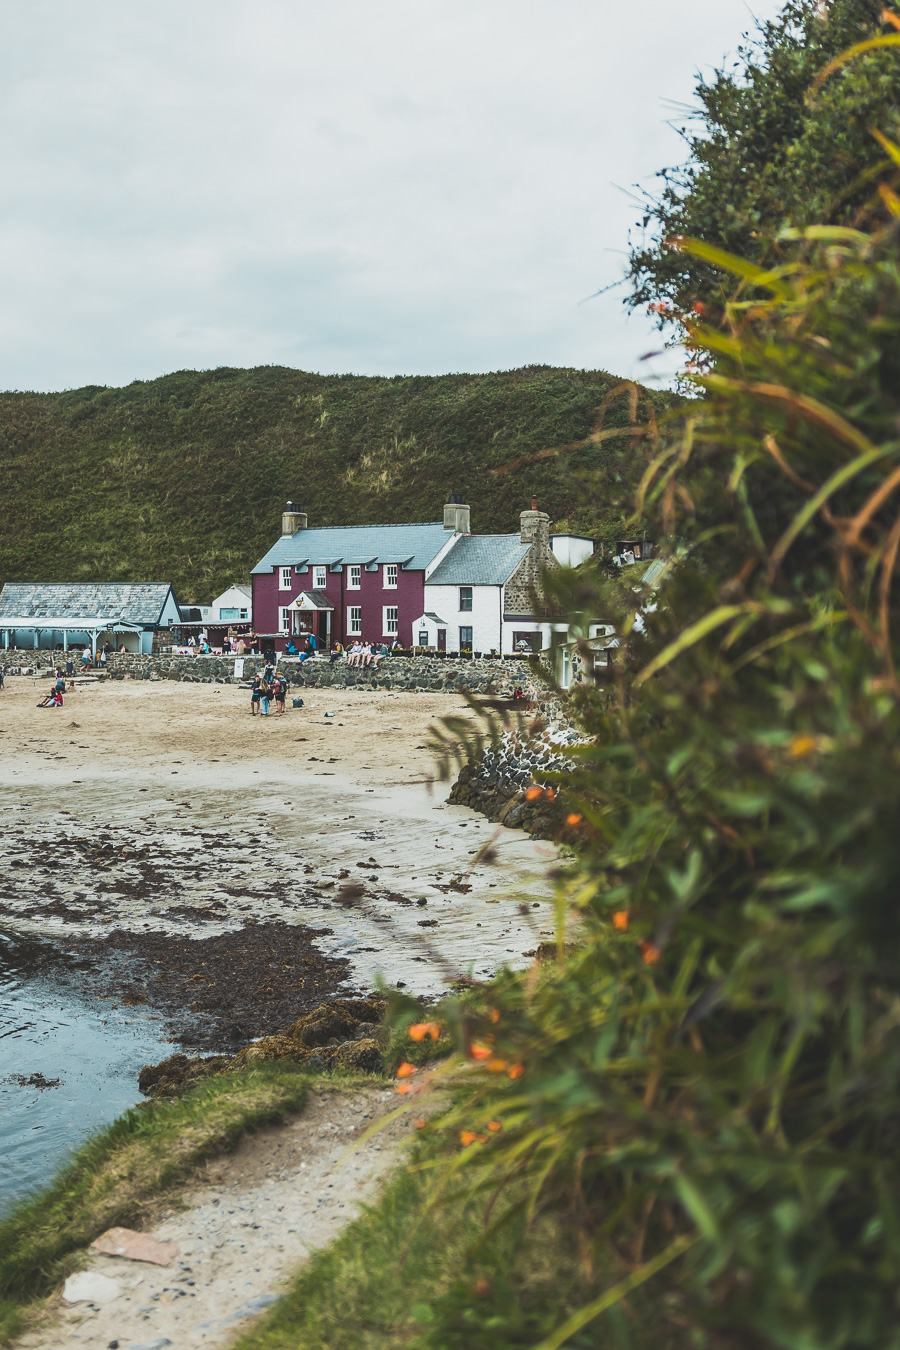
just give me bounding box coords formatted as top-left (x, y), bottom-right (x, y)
top-left (459, 586), bottom-right (473, 612)
top-left (459, 625), bottom-right (474, 652)
top-left (314, 565), bottom-right (328, 590)
top-left (279, 606), bottom-right (292, 633)
top-left (279, 566), bottom-right (292, 591)
top-left (348, 565), bottom-right (361, 590)
top-left (383, 605), bottom-right (399, 636)
top-left (347, 606), bottom-right (362, 636)
top-left (384, 563), bottom-right (398, 589)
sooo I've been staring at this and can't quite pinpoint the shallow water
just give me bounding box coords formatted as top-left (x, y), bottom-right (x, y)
top-left (0, 926), bottom-right (177, 1215)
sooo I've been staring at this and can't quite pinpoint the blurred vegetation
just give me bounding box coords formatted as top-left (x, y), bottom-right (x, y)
top-left (403, 37), bottom-right (900, 1350)
top-left (629, 0), bottom-right (900, 322)
top-left (0, 365), bottom-right (673, 600)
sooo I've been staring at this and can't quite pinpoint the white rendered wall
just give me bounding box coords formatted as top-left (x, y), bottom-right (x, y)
top-left (550, 535), bottom-right (594, 567)
top-left (210, 584), bottom-right (252, 619)
top-left (422, 583), bottom-right (502, 653)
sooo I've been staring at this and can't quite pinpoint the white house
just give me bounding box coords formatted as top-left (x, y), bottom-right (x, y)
top-left (186, 583), bottom-right (252, 625)
top-left (414, 508), bottom-right (595, 655)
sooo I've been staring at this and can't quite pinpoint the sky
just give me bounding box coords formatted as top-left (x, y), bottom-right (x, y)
top-left (0, 0), bottom-right (785, 393)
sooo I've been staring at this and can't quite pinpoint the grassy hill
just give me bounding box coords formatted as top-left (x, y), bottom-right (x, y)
top-left (0, 364), bottom-right (671, 601)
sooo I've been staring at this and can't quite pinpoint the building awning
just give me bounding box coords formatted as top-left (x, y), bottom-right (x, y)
top-left (0, 616), bottom-right (145, 631)
top-left (289, 591), bottom-right (334, 612)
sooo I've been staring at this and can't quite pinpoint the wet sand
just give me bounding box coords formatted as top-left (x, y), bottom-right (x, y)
top-left (0, 675), bottom-right (558, 1020)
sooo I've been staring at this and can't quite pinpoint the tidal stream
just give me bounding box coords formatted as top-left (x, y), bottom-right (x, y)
top-left (0, 926), bottom-right (176, 1215)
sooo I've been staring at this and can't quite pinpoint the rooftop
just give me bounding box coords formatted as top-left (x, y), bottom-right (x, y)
top-left (427, 534), bottom-right (530, 587)
top-left (252, 522), bottom-right (451, 575)
top-left (0, 582), bottom-right (176, 626)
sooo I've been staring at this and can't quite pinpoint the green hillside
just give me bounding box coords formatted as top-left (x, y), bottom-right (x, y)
top-left (0, 364), bottom-right (669, 601)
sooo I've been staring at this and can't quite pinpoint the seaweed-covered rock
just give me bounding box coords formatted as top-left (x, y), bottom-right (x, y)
top-left (137, 1052), bottom-right (231, 1098)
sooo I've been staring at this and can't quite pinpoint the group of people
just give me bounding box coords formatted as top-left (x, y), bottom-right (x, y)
top-left (37, 668), bottom-right (69, 708)
top-left (250, 665), bottom-right (290, 716)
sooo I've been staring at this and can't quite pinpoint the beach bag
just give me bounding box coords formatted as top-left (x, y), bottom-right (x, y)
top-left (292, 697), bottom-right (304, 708)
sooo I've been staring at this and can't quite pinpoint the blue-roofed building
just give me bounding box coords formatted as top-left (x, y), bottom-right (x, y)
top-left (251, 496), bottom-right (594, 654)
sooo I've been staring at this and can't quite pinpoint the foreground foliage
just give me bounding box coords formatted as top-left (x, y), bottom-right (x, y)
top-left (414, 91), bottom-right (900, 1350)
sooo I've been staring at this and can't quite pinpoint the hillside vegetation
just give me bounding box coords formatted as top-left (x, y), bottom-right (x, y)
top-left (0, 365), bottom-right (668, 600)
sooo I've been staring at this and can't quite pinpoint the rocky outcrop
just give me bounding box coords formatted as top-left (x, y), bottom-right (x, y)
top-left (138, 997), bottom-right (386, 1098)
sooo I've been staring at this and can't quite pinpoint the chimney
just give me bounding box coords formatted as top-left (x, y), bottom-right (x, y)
top-left (520, 501), bottom-right (550, 546)
top-left (281, 501), bottom-right (308, 535)
top-left (443, 492), bottom-right (471, 534)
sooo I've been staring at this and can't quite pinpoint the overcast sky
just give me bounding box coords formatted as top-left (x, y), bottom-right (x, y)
top-left (0, 0), bottom-right (784, 393)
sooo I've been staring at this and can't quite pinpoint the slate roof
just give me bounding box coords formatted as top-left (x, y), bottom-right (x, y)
top-left (0, 583), bottom-right (175, 626)
top-left (252, 522), bottom-right (451, 575)
top-left (426, 534), bottom-right (531, 587)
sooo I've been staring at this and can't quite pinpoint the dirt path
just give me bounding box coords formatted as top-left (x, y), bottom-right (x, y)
top-left (18, 1084), bottom-right (415, 1350)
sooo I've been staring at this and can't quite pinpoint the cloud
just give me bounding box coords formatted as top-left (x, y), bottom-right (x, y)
top-left (0, 0), bottom-right (783, 391)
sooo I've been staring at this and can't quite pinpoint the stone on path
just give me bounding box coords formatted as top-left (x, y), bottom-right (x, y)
top-left (90, 1227), bottom-right (179, 1266)
top-left (62, 1271), bottom-right (122, 1304)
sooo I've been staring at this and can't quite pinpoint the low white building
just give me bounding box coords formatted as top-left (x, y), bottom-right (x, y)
top-left (183, 583), bottom-right (252, 625)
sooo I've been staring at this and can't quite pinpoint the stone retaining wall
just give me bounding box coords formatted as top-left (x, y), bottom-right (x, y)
top-left (0, 648), bottom-right (537, 694)
top-left (448, 705), bottom-right (584, 837)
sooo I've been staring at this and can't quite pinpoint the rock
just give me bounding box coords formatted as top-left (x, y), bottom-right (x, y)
top-left (90, 1227), bottom-right (179, 1266)
top-left (62, 1272), bottom-right (122, 1304)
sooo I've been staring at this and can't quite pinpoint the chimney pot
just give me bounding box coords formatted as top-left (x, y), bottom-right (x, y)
top-left (282, 503), bottom-right (308, 535)
top-left (520, 504), bottom-right (550, 546)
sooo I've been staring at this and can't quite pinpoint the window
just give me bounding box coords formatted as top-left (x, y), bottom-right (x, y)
top-left (512, 631), bottom-right (542, 652)
top-left (459, 626), bottom-right (473, 653)
top-left (348, 565), bottom-right (361, 589)
top-left (219, 607), bottom-right (240, 621)
top-left (347, 606), bottom-right (362, 635)
top-left (459, 586), bottom-right (473, 612)
top-left (383, 606), bottom-right (398, 636)
top-left (384, 564), bottom-right (398, 589)
top-left (279, 567), bottom-right (292, 591)
top-left (279, 606), bottom-right (292, 633)
top-left (314, 566), bottom-right (328, 590)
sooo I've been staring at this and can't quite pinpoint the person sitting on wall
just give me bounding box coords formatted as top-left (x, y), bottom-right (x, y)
top-left (329, 640), bottom-right (343, 665)
top-left (346, 642), bottom-right (361, 667)
top-left (308, 632), bottom-right (317, 655)
top-left (285, 638), bottom-right (298, 655)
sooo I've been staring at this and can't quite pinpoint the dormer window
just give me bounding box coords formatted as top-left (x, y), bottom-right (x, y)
top-left (279, 567), bottom-right (292, 591)
top-left (348, 565), bottom-right (361, 589)
top-left (314, 566), bottom-right (327, 589)
top-left (384, 564), bottom-right (398, 589)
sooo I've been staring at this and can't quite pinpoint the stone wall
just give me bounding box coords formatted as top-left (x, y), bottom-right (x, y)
top-left (0, 648), bottom-right (538, 693)
top-left (449, 702), bottom-right (585, 837)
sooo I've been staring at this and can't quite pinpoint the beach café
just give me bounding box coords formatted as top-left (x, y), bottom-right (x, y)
top-left (0, 582), bottom-right (182, 657)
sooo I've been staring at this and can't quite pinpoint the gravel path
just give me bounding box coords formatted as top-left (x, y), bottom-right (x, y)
top-left (18, 1084), bottom-right (414, 1350)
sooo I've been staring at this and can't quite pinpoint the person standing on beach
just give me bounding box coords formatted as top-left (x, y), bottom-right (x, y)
top-left (250, 675), bottom-right (262, 716)
top-left (273, 672), bottom-right (287, 716)
top-left (260, 679), bottom-right (271, 716)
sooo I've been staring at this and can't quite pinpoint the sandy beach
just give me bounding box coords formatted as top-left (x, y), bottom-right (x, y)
top-left (0, 674), bottom-right (558, 1017)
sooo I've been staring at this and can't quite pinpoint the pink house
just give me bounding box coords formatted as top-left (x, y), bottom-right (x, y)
top-left (250, 499), bottom-right (468, 649)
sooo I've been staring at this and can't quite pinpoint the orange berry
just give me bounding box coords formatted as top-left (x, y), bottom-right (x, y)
top-left (414, 1118), bottom-right (427, 1129)
top-left (641, 942), bottom-right (661, 965)
top-left (396, 1083), bottom-right (413, 1094)
top-left (507, 1064), bottom-right (525, 1079)
top-left (489, 1008), bottom-right (501, 1024)
top-left (566, 813), bottom-right (582, 826)
top-left (487, 1119), bottom-right (503, 1132)
top-left (470, 1042), bottom-right (492, 1060)
top-left (486, 1058), bottom-right (508, 1072)
top-left (612, 910), bottom-right (629, 931)
top-left (525, 786), bottom-right (542, 800)
top-left (544, 788), bottom-right (556, 801)
top-left (396, 1062), bottom-right (417, 1078)
top-left (460, 1129), bottom-right (477, 1146)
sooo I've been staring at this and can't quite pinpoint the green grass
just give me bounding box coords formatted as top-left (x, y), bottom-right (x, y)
top-left (0, 1063), bottom-right (314, 1345)
top-left (0, 364), bottom-right (673, 600)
